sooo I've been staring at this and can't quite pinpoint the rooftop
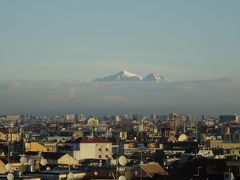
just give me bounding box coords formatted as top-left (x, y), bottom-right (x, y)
top-left (81, 137), bottom-right (111, 144)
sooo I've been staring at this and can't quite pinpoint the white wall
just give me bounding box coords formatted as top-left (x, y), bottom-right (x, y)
top-left (78, 143), bottom-right (112, 160)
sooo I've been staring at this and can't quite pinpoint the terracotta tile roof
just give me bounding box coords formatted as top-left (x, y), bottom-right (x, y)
top-left (81, 137), bottom-right (110, 143)
top-left (0, 157), bottom-right (17, 164)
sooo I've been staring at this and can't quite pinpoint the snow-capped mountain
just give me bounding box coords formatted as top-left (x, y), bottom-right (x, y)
top-left (94, 70), bottom-right (143, 81)
top-left (143, 73), bottom-right (167, 82)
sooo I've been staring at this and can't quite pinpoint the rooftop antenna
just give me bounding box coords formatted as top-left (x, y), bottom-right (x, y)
top-left (183, 119), bottom-right (186, 133)
top-left (196, 120), bottom-right (198, 142)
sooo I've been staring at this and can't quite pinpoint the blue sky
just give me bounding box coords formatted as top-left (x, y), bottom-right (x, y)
top-left (1, 0), bottom-right (240, 81)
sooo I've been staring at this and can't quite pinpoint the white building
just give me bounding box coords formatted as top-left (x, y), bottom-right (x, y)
top-left (119, 131), bottom-right (127, 140)
top-left (114, 115), bottom-right (121, 123)
top-left (74, 137), bottom-right (112, 161)
top-left (65, 114), bottom-right (76, 121)
top-left (87, 117), bottom-right (99, 127)
top-left (6, 115), bottom-right (21, 121)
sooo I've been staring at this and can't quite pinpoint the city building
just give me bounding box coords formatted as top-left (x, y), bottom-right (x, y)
top-left (219, 114), bottom-right (239, 123)
top-left (74, 137), bottom-right (112, 161)
top-left (25, 141), bottom-right (58, 153)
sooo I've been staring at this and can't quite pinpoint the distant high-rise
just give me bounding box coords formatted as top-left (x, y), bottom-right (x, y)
top-left (65, 114), bottom-right (76, 121)
top-left (219, 114), bottom-right (239, 123)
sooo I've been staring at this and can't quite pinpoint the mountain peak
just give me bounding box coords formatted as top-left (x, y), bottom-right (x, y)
top-left (118, 70), bottom-right (141, 77)
top-left (94, 70), bottom-right (167, 82)
top-left (121, 69), bottom-right (129, 74)
top-left (143, 73), bottom-right (167, 82)
top-left (94, 70), bottom-right (143, 81)
top-left (121, 69), bottom-right (129, 73)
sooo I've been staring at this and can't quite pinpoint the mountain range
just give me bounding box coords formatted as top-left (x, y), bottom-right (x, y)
top-left (94, 70), bottom-right (167, 82)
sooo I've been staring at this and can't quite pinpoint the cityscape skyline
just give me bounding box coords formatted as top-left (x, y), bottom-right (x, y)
top-left (1, 1), bottom-right (240, 179)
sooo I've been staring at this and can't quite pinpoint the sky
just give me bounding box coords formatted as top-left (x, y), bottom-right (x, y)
top-left (0, 1), bottom-right (240, 115)
top-left (1, 0), bottom-right (240, 81)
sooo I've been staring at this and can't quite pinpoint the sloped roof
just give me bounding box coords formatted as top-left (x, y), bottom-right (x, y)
top-left (0, 157), bottom-right (17, 164)
top-left (25, 152), bottom-right (66, 160)
top-left (140, 163), bottom-right (168, 175)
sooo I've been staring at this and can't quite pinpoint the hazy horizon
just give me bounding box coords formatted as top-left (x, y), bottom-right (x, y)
top-left (0, 78), bottom-right (240, 116)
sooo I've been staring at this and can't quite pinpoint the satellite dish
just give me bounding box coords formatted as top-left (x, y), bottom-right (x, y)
top-left (38, 152), bottom-right (42, 158)
top-left (28, 159), bottom-right (35, 166)
top-left (5, 163), bottom-right (12, 172)
top-left (67, 172), bottom-right (74, 180)
top-left (40, 158), bottom-right (48, 166)
top-left (118, 175), bottom-right (126, 180)
top-left (119, 156), bottom-right (127, 166)
top-left (20, 156), bottom-right (28, 164)
top-left (7, 173), bottom-right (14, 180)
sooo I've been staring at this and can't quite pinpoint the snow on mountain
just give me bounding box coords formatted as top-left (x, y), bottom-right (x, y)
top-left (94, 70), bottom-right (143, 81)
top-left (143, 73), bottom-right (167, 82)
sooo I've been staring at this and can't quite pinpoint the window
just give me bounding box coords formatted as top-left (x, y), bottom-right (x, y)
top-left (105, 148), bottom-right (109, 151)
top-left (98, 155), bottom-right (101, 158)
top-left (99, 148), bottom-right (102, 151)
top-left (105, 155), bottom-right (108, 158)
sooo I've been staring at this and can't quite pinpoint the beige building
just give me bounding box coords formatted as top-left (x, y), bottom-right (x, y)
top-left (25, 141), bottom-right (58, 152)
top-left (58, 153), bottom-right (79, 166)
top-left (210, 140), bottom-right (240, 149)
top-left (0, 127), bottom-right (21, 142)
top-left (225, 149), bottom-right (240, 158)
top-left (41, 153), bottom-right (78, 166)
top-left (87, 117), bottom-right (99, 127)
top-left (74, 137), bottom-right (112, 161)
top-left (24, 152), bottom-right (79, 166)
